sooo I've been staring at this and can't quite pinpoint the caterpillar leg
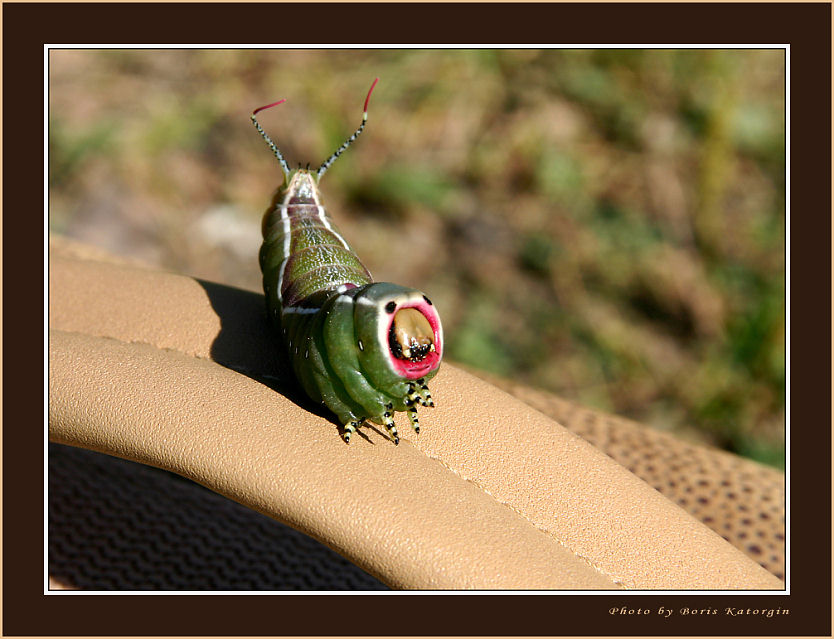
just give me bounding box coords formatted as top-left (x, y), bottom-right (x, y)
top-left (406, 383), bottom-right (422, 407)
top-left (417, 378), bottom-right (434, 408)
top-left (407, 406), bottom-right (420, 434)
top-left (383, 403), bottom-right (399, 445)
top-left (342, 420), bottom-right (360, 444)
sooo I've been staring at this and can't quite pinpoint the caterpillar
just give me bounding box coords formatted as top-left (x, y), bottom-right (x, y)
top-left (252, 78), bottom-right (443, 445)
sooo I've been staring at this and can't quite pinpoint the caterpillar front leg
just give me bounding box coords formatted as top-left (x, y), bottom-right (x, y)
top-left (342, 420), bottom-right (360, 444)
top-left (406, 382), bottom-right (423, 407)
top-left (417, 378), bottom-right (434, 407)
top-left (407, 405), bottom-right (420, 434)
top-left (383, 403), bottom-right (399, 445)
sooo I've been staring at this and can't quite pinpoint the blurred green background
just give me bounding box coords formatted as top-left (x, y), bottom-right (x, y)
top-left (48, 49), bottom-right (786, 468)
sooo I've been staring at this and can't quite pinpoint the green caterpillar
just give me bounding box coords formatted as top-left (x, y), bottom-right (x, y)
top-left (252, 78), bottom-right (443, 445)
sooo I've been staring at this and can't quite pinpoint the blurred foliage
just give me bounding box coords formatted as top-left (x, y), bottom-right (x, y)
top-left (48, 49), bottom-right (786, 467)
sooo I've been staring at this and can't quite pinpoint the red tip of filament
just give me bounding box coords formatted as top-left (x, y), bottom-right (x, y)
top-left (363, 77), bottom-right (379, 114)
top-left (252, 98), bottom-right (287, 116)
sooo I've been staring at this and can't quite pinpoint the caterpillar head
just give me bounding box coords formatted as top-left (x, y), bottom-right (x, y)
top-left (352, 282), bottom-right (443, 395)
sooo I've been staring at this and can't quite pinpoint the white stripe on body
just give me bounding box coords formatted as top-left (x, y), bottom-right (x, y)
top-left (276, 173), bottom-right (320, 304)
top-left (275, 201), bottom-right (291, 304)
top-left (317, 205), bottom-right (351, 251)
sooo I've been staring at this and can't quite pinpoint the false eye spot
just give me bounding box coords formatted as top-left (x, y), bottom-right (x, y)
top-left (423, 295), bottom-right (432, 305)
top-left (385, 301), bottom-right (396, 313)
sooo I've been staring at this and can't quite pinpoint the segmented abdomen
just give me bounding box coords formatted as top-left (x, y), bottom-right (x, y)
top-left (260, 181), bottom-right (372, 314)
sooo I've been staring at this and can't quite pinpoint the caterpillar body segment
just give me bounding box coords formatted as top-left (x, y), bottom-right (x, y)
top-left (253, 79), bottom-right (443, 444)
top-left (259, 171), bottom-right (372, 308)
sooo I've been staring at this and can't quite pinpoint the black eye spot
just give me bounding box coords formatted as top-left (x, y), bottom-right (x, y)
top-left (385, 301), bottom-right (396, 313)
top-left (423, 295), bottom-right (432, 305)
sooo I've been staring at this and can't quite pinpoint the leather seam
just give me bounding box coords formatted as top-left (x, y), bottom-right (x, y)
top-left (412, 444), bottom-right (625, 588)
top-left (50, 328), bottom-right (286, 382)
top-left (56, 332), bottom-right (212, 368)
top-left (53, 327), bottom-right (623, 586)
top-left (49, 329), bottom-right (285, 381)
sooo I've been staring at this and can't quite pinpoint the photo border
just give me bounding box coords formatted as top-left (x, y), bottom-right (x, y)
top-left (9, 2), bottom-right (828, 636)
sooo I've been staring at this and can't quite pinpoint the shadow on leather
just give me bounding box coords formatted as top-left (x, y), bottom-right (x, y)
top-left (48, 444), bottom-right (388, 590)
top-left (196, 279), bottom-right (334, 423)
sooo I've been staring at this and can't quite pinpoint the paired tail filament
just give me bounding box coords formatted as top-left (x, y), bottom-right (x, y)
top-left (251, 77), bottom-right (379, 180)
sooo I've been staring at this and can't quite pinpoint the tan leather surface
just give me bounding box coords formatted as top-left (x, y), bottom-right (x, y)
top-left (476, 374), bottom-right (786, 579)
top-left (48, 241), bottom-right (784, 589)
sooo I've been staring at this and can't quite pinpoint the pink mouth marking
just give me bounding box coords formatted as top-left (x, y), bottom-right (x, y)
top-left (387, 300), bottom-right (443, 380)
